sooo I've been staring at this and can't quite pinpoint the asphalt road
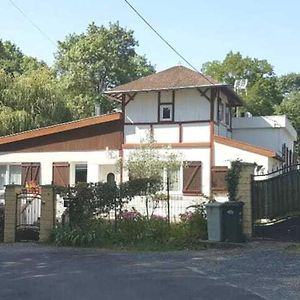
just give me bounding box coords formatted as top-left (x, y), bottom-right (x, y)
top-left (0, 242), bottom-right (300, 300)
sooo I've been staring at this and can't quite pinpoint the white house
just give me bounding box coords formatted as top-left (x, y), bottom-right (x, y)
top-left (104, 66), bottom-right (296, 198)
top-left (0, 66), bottom-right (297, 216)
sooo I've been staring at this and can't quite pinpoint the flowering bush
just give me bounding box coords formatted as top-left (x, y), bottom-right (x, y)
top-left (150, 214), bottom-right (167, 221)
top-left (120, 210), bottom-right (142, 221)
top-left (179, 211), bottom-right (194, 222)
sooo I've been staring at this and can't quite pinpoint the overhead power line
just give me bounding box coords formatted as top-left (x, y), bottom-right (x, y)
top-left (8, 0), bottom-right (56, 47)
top-left (123, 0), bottom-right (215, 85)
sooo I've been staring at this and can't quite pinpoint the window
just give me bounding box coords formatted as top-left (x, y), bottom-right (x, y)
top-left (219, 102), bottom-right (225, 122)
top-left (75, 164), bottom-right (87, 183)
top-left (225, 105), bottom-right (230, 126)
top-left (159, 104), bottom-right (173, 122)
top-left (0, 166), bottom-right (6, 190)
top-left (163, 168), bottom-right (181, 192)
top-left (0, 164), bottom-right (22, 190)
top-left (107, 173), bottom-right (115, 185)
top-left (9, 165), bottom-right (21, 185)
top-left (168, 168), bottom-right (180, 191)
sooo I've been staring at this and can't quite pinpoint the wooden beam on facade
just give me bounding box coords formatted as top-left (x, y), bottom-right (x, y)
top-left (197, 88), bottom-right (210, 102)
top-left (124, 92), bottom-right (137, 106)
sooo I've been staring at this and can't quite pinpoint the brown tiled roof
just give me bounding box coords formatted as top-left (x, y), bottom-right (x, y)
top-left (105, 66), bottom-right (221, 94)
top-left (0, 113), bottom-right (121, 145)
top-left (214, 135), bottom-right (281, 159)
top-left (104, 65), bottom-right (243, 106)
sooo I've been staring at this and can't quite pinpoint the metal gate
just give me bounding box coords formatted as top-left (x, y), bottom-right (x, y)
top-left (251, 164), bottom-right (300, 240)
top-left (15, 190), bottom-right (41, 241)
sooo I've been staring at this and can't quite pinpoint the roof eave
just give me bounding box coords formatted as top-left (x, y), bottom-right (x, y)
top-left (104, 83), bottom-right (228, 94)
top-left (0, 113), bottom-right (122, 146)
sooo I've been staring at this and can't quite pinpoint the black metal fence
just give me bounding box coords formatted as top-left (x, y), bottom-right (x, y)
top-left (15, 191), bottom-right (41, 241)
top-left (252, 164), bottom-right (300, 222)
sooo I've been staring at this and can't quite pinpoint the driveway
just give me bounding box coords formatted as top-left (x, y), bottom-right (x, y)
top-left (0, 242), bottom-right (299, 300)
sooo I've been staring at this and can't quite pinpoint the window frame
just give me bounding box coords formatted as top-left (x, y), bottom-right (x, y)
top-left (162, 166), bottom-right (181, 193)
top-left (0, 164), bottom-right (22, 190)
top-left (74, 163), bottom-right (88, 184)
top-left (159, 103), bottom-right (174, 122)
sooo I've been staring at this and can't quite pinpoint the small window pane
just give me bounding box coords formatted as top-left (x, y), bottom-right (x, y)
top-left (168, 168), bottom-right (180, 191)
top-left (163, 107), bottom-right (171, 119)
top-left (75, 164), bottom-right (87, 183)
top-left (225, 106), bottom-right (230, 125)
top-left (9, 165), bottom-right (21, 185)
top-left (160, 104), bottom-right (173, 121)
top-left (0, 166), bottom-right (7, 190)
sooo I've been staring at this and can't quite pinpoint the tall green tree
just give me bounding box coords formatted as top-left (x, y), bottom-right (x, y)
top-left (277, 73), bottom-right (300, 96)
top-left (202, 51), bottom-right (281, 115)
top-left (55, 22), bottom-right (155, 119)
top-left (0, 39), bottom-right (45, 75)
top-left (0, 67), bottom-right (71, 135)
top-left (202, 51), bottom-right (274, 86)
top-left (275, 91), bottom-right (300, 134)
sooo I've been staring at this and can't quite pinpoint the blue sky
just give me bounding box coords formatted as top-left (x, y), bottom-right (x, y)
top-left (0, 0), bottom-right (299, 75)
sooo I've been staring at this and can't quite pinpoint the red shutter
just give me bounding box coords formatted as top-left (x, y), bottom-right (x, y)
top-left (183, 161), bottom-right (202, 194)
top-left (53, 162), bottom-right (70, 187)
top-left (21, 163), bottom-right (41, 186)
top-left (211, 166), bottom-right (228, 192)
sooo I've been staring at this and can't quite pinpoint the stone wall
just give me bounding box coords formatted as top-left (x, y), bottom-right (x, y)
top-left (4, 185), bottom-right (22, 243)
top-left (4, 185), bottom-right (56, 243)
top-left (237, 163), bottom-right (256, 238)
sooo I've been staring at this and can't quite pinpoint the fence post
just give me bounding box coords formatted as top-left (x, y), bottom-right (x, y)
top-left (40, 185), bottom-right (56, 242)
top-left (4, 185), bottom-right (22, 243)
top-left (237, 163), bottom-right (256, 239)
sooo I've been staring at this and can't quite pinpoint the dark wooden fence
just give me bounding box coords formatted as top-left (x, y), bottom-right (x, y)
top-left (251, 164), bottom-right (300, 222)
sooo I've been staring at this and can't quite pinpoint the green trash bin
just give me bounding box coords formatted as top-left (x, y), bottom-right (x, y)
top-left (222, 201), bottom-right (244, 243)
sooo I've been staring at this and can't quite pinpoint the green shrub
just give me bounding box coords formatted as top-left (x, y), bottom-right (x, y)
top-left (51, 209), bottom-right (207, 250)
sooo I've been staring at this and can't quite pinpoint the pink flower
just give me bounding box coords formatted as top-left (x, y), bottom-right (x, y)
top-left (120, 210), bottom-right (142, 221)
top-left (180, 211), bottom-right (193, 222)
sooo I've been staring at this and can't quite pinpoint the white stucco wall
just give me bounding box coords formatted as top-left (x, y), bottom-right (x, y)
top-left (214, 142), bottom-right (278, 172)
top-left (125, 89), bottom-right (213, 125)
top-left (153, 125), bottom-right (179, 143)
top-left (125, 92), bottom-right (157, 123)
top-left (123, 147), bottom-right (211, 196)
top-left (182, 123), bottom-right (210, 143)
top-left (232, 115), bottom-right (297, 154)
top-left (174, 89), bottom-right (210, 122)
top-left (0, 150), bottom-right (120, 186)
top-left (124, 125), bottom-right (151, 143)
top-left (125, 123), bottom-right (211, 144)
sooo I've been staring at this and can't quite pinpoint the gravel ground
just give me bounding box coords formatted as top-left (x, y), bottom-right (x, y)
top-left (0, 241), bottom-right (300, 300)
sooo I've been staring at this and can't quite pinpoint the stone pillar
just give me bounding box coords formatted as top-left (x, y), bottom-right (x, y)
top-left (4, 185), bottom-right (22, 243)
top-left (40, 185), bottom-right (56, 242)
top-left (237, 163), bottom-right (256, 239)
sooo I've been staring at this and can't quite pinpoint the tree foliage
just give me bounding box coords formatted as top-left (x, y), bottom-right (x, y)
top-left (0, 39), bottom-right (45, 75)
top-left (54, 22), bottom-right (155, 118)
top-left (277, 73), bottom-right (300, 96)
top-left (202, 51), bottom-right (282, 115)
top-left (0, 67), bottom-right (72, 135)
top-left (202, 51), bottom-right (274, 86)
top-left (0, 22), bottom-right (154, 135)
top-left (275, 91), bottom-right (300, 134)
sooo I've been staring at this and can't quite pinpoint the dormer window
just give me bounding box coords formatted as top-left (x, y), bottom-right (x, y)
top-left (160, 104), bottom-right (173, 122)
